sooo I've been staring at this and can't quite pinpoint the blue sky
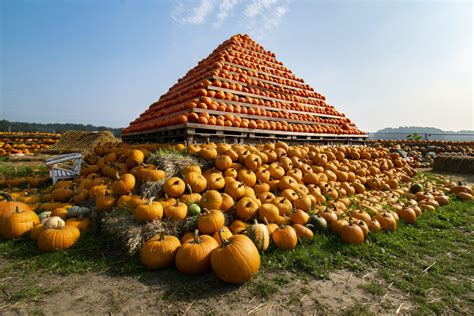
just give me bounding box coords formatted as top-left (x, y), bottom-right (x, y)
top-left (1, 0), bottom-right (472, 132)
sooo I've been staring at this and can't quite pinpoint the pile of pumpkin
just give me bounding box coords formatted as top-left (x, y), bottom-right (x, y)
top-left (368, 140), bottom-right (474, 168)
top-left (0, 141), bottom-right (472, 284)
top-left (0, 192), bottom-right (91, 251)
top-left (0, 175), bottom-right (50, 189)
top-left (123, 34), bottom-right (364, 136)
top-left (0, 131), bottom-right (60, 156)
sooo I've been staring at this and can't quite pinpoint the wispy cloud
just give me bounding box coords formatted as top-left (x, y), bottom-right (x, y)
top-left (171, 0), bottom-right (290, 39)
top-left (244, 0), bottom-right (290, 39)
top-left (172, 0), bottom-right (216, 25)
top-left (214, 0), bottom-right (241, 27)
top-left (244, 0), bottom-right (277, 18)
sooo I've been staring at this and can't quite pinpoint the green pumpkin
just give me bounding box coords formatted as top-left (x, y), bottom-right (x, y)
top-left (308, 215), bottom-right (327, 232)
top-left (409, 183), bottom-right (423, 194)
top-left (187, 203), bottom-right (201, 216)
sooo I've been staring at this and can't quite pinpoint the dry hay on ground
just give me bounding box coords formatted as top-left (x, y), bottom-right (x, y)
top-left (140, 180), bottom-right (166, 200)
top-left (433, 154), bottom-right (474, 174)
top-left (42, 131), bottom-right (119, 156)
top-left (100, 207), bottom-right (235, 256)
top-left (101, 208), bottom-right (198, 256)
top-left (146, 150), bottom-right (206, 178)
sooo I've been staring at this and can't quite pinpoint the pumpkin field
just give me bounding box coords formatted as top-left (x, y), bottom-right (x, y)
top-left (1, 7), bottom-right (473, 311)
top-left (0, 141), bottom-right (473, 314)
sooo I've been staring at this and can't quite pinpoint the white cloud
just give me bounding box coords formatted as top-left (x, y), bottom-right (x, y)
top-left (244, 0), bottom-right (290, 40)
top-left (172, 0), bottom-right (216, 25)
top-left (170, 0), bottom-right (290, 39)
top-left (214, 0), bottom-right (241, 27)
top-left (244, 0), bottom-right (277, 18)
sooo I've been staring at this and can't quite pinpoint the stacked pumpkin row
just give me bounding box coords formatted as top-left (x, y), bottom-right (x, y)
top-left (122, 34), bottom-right (364, 137)
top-left (124, 86), bottom-right (361, 135)
top-left (0, 132), bottom-right (59, 156)
top-left (368, 140), bottom-right (474, 168)
top-left (0, 176), bottom-right (50, 189)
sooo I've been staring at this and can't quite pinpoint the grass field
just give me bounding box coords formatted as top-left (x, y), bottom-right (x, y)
top-left (1, 172), bottom-right (472, 314)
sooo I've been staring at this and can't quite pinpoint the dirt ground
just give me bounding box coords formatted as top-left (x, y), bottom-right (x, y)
top-left (0, 259), bottom-right (411, 315)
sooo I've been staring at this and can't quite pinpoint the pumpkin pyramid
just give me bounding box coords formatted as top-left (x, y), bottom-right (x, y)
top-left (122, 34), bottom-right (366, 141)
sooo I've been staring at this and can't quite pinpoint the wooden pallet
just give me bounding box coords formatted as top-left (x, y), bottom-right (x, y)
top-left (145, 98), bottom-right (347, 130)
top-left (123, 123), bottom-right (367, 145)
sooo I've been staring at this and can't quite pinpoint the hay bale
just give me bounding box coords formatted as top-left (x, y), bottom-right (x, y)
top-left (101, 207), bottom-right (198, 256)
top-left (433, 154), bottom-right (474, 174)
top-left (140, 180), bottom-right (166, 200)
top-left (42, 131), bottom-right (119, 156)
top-left (147, 149), bottom-right (205, 178)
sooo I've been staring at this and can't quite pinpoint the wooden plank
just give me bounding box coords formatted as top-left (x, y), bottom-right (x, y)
top-left (227, 48), bottom-right (283, 69)
top-left (227, 49), bottom-right (290, 73)
top-left (192, 108), bottom-right (338, 127)
top-left (211, 75), bottom-right (323, 104)
top-left (203, 97), bottom-right (342, 119)
top-left (124, 123), bottom-right (368, 139)
top-left (208, 85), bottom-right (325, 109)
top-left (185, 123), bottom-right (367, 138)
top-left (224, 61), bottom-right (304, 86)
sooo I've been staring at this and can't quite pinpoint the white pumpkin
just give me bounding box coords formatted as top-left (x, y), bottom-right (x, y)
top-left (44, 216), bottom-right (66, 229)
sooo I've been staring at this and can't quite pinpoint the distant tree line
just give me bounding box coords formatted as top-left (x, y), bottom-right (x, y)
top-left (0, 120), bottom-right (122, 137)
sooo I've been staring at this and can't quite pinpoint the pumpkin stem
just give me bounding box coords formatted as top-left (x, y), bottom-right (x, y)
top-left (253, 219), bottom-right (259, 225)
top-left (114, 172), bottom-right (120, 181)
top-left (159, 231), bottom-right (165, 241)
top-left (148, 197), bottom-right (155, 205)
top-left (262, 217), bottom-right (269, 225)
top-left (217, 227), bottom-right (230, 248)
top-left (186, 184), bottom-right (193, 194)
top-left (0, 192), bottom-right (13, 202)
top-left (192, 229), bottom-right (201, 244)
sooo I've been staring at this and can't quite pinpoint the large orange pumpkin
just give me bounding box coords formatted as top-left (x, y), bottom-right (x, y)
top-left (175, 230), bottom-right (218, 275)
top-left (211, 232), bottom-right (260, 284)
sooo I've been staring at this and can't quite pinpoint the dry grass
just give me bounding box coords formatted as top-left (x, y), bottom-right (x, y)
top-left (101, 208), bottom-right (199, 256)
top-left (146, 149), bottom-right (205, 178)
top-left (42, 130), bottom-right (119, 156)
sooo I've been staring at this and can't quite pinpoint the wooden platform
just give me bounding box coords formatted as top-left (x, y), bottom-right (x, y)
top-left (122, 123), bottom-right (368, 145)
